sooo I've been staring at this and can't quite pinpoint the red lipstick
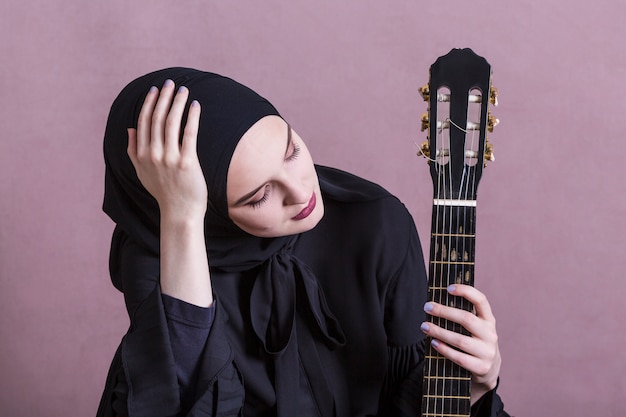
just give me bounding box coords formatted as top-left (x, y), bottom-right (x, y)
top-left (292, 193), bottom-right (316, 220)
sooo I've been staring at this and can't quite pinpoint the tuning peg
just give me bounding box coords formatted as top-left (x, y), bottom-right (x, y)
top-left (419, 84), bottom-right (430, 102)
top-left (490, 86), bottom-right (498, 106)
top-left (421, 112), bottom-right (429, 132)
top-left (484, 140), bottom-right (495, 166)
top-left (487, 111), bottom-right (499, 133)
top-left (418, 141), bottom-right (431, 161)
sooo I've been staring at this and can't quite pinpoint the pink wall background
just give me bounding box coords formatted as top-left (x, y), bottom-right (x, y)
top-left (1, 1), bottom-right (624, 415)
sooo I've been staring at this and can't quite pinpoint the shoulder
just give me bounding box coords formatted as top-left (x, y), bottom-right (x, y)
top-left (317, 165), bottom-right (416, 236)
top-left (300, 168), bottom-right (426, 304)
top-left (314, 167), bottom-right (420, 265)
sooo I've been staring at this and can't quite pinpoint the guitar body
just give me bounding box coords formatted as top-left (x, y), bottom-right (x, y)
top-left (419, 48), bottom-right (497, 417)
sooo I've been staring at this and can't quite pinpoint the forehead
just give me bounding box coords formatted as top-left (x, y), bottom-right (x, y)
top-left (226, 116), bottom-right (288, 200)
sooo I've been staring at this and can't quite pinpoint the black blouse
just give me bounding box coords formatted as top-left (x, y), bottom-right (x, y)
top-left (97, 170), bottom-right (509, 417)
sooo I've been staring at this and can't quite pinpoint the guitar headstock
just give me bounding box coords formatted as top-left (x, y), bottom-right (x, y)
top-left (418, 48), bottom-right (498, 201)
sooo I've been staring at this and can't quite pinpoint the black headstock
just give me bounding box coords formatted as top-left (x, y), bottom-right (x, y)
top-left (419, 48), bottom-right (498, 202)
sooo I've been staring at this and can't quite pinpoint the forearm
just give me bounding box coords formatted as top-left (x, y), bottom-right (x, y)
top-left (160, 214), bottom-right (213, 307)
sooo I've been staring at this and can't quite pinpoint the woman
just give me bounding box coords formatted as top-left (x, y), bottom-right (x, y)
top-left (98, 68), bottom-right (508, 417)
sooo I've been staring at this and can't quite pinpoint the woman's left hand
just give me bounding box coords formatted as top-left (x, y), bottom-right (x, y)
top-left (420, 284), bottom-right (501, 404)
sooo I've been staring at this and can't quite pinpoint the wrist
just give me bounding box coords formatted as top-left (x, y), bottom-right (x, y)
top-left (159, 214), bottom-right (212, 308)
top-left (471, 375), bottom-right (498, 405)
top-left (160, 209), bottom-right (205, 231)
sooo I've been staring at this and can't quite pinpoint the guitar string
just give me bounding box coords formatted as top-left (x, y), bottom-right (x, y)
top-left (453, 101), bottom-right (467, 416)
top-left (460, 91), bottom-right (479, 415)
top-left (423, 95), bottom-right (439, 415)
top-left (445, 89), bottom-right (482, 415)
top-left (466, 91), bottom-right (483, 414)
top-left (431, 92), bottom-right (448, 413)
top-left (454, 107), bottom-right (467, 416)
top-left (461, 93), bottom-right (473, 416)
top-left (457, 92), bottom-right (476, 415)
top-left (443, 94), bottom-right (454, 413)
top-left (434, 103), bottom-right (445, 413)
top-left (460, 88), bottom-right (485, 414)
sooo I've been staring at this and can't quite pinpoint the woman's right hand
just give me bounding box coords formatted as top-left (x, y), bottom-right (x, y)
top-left (127, 79), bottom-right (207, 222)
top-left (128, 80), bottom-right (213, 307)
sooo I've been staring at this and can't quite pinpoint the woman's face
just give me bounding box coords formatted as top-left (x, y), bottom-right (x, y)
top-left (227, 115), bottom-right (324, 237)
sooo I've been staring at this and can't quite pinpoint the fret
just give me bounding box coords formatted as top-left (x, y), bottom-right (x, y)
top-left (423, 375), bottom-right (471, 381)
top-left (423, 395), bottom-right (471, 400)
top-left (427, 286), bottom-right (455, 291)
top-left (431, 233), bottom-right (476, 238)
top-left (422, 413), bottom-right (472, 417)
top-left (430, 261), bottom-right (474, 265)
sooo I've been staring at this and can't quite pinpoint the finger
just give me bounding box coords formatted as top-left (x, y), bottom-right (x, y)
top-left (181, 100), bottom-right (201, 159)
top-left (428, 338), bottom-right (485, 374)
top-left (136, 86), bottom-right (158, 159)
top-left (150, 79), bottom-right (176, 158)
top-left (448, 284), bottom-right (495, 322)
top-left (421, 321), bottom-right (481, 357)
top-left (164, 85), bottom-right (189, 157)
top-left (127, 128), bottom-right (138, 166)
top-left (424, 300), bottom-right (479, 334)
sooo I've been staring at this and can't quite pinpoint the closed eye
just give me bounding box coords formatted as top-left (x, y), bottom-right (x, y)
top-left (284, 124), bottom-right (301, 163)
top-left (249, 184), bottom-right (271, 209)
top-left (286, 142), bottom-right (300, 162)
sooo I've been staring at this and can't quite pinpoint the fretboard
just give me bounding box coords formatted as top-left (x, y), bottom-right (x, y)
top-left (421, 199), bottom-right (476, 417)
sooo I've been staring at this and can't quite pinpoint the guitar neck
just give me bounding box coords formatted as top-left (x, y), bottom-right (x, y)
top-left (418, 48), bottom-right (497, 417)
top-left (422, 199), bottom-right (477, 417)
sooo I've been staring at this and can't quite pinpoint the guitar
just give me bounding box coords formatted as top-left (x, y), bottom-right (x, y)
top-left (418, 48), bottom-right (498, 417)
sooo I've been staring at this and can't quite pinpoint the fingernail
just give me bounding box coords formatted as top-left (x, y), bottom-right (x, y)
top-left (431, 339), bottom-right (440, 348)
top-left (424, 302), bottom-right (434, 312)
top-left (148, 86), bottom-right (157, 94)
top-left (178, 86), bottom-right (187, 94)
top-left (164, 79), bottom-right (174, 87)
top-left (420, 322), bottom-right (430, 332)
top-left (191, 100), bottom-right (199, 107)
top-left (447, 285), bottom-right (457, 293)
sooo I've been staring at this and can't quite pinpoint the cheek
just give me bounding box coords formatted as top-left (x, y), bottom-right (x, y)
top-left (230, 204), bottom-right (287, 235)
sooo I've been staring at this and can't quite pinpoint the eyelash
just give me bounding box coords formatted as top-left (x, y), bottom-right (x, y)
top-left (287, 142), bottom-right (300, 162)
top-left (250, 185), bottom-right (271, 209)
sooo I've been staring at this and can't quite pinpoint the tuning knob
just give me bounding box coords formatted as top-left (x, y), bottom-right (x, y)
top-left (487, 111), bottom-right (499, 133)
top-left (421, 112), bottom-right (430, 132)
top-left (419, 84), bottom-right (430, 102)
top-left (484, 140), bottom-right (495, 166)
top-left (490, 86), bottom-right (498, 106)
top-left (418, 141), bottom-right (431, 161)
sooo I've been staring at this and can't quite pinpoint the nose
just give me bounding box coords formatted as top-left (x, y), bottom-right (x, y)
top-left (281, 173), bottom-right (309, 206)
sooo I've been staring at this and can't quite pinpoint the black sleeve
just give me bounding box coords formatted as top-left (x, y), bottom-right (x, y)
top-left (97, 227), bottom-right (244, 417)
top-left (378, 212), bottom-right (427, 415)
top-left (162, 294), bottom-right (215, 414)
top-left (470, 380), bottom-right (511, 417)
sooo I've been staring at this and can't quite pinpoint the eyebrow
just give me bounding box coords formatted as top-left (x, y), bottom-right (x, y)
top-left (232, 123), bottom-right (292, 206)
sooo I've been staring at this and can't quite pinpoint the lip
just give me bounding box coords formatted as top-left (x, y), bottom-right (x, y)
top-left (292, 192), bottom-right (316, 220)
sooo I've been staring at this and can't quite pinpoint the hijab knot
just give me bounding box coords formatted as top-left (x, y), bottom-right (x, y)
top-left (250, 236), bottom-right (345, 355)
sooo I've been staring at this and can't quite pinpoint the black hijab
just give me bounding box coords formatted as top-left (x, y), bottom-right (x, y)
top-left (103, 68), bottom-right (286, 262)
top-left (103, 68), bottom-right (389, 417)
